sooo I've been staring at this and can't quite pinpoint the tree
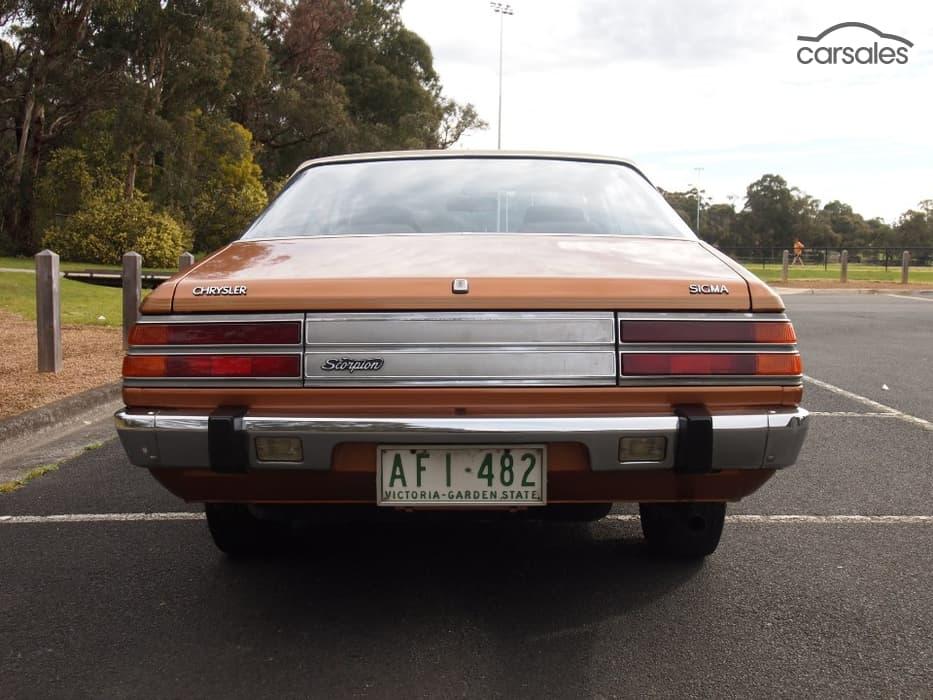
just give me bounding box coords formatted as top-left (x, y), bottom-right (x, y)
top-left (337, 0), bottom-right (482, 151)
top-left (38, 148), bottom-right (189, 266)
top-left (235, 0), bottom-right (355, 178)
top-left (2, 0), bottom-right (486, 255)
top-left (659, 188), bottom-right (699, 232)
top-left (0, 0), bottom-right (101, 251)
top-left (704, 203), bottom-right (738, 248)
top-left (92, 0), bottom-right (265, 198)
top-left (739, 174), bottom-right (797, 248)
top-left (894, 204), bottom-right (933, 249)
top-left (436, 98), bottom-right (486, 149)
top-left (187, 121), bottom-right (268, 251)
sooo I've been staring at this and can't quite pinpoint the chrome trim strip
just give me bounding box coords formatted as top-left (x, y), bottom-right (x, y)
top-left (304, 312), bottom-right (616, 386)
top-left (127, 346), bottom-right (302, 356)
top-left (305, 348), bottom-right (616, 386)
top-left (617, 312), bottom-right (790, 321)
top-left (134, 313), bottom-right (306, 325)
top-left (616, 376), bottom-right (803, 387)
top-left (618, 346), bottom-right (798, 353)
top-left (123, 378), bottom-right (303, 388)
top-left (115, 411), bottom-right (155, 430)
top-left (243, 232), bottom-right (695, 243)
top-left (306, 311), bottom-right (615, 346)
top-left (765, 408), bottom-right (811, 467)
top-left (114, 407), bottom-right (809, 473)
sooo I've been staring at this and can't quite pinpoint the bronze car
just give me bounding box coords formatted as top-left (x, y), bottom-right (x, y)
top-left (115, 151), bottom-right (809, 557)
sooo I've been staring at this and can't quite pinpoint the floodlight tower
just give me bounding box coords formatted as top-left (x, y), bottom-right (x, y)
top-left (490, 2), bottom-right (514, 149)
top-left (693, 166), bottom-right (704, 233)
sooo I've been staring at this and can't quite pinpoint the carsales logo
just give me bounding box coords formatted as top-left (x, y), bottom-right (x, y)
top-left (796, 22), bottom-right (912, 65)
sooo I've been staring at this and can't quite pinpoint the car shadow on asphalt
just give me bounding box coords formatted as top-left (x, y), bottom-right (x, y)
top-left (205, 519), bottom-right (706, 696)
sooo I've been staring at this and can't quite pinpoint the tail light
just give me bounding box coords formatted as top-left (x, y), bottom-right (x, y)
top-left (123, 354), bottom-right (300, 378)
top-left (622, 320), bottom-right (796, 344)
top-left (619, 316), bottom-right (801, 379)
top-left (124, 316), bottom-right (304, 384)
top-left (129, 321), bottom-right (300, 346)
top-left (621, 353), bottom-right (801, 376)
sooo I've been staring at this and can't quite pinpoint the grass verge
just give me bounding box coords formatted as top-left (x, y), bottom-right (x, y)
top-left (0, 255), bottom-right (174, 275)
top-left (0, 271), bottom-right (128, 327)
top-left (0, 442), bottom-right (105, 494)
top-left (740, 262), bottom-right (933, 284)
top-left (0, 463), bottom-right (59, 494)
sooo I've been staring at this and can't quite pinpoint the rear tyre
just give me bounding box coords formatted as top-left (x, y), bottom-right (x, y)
top-left (639, 502), bottom-right (726, 559)
top-left (205, 503), bottom-right (273, 557)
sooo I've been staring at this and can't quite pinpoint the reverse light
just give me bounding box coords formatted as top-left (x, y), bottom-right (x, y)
top-left (123, 354), bottom-right (301, 378)
top-left (129, 322), bottom-right (301, 346)
top-left (621, 353), bottom-right (802, 376)
top-left (619, 436), bottom-right (667, 463)
top-left (255, 437), bottom-right (303, 462)
top-left (621, 320), bottom-right (796, 344)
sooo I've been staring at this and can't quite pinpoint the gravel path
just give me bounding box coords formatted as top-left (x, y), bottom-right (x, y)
top-left (0, 310), bottom-right (121, 419)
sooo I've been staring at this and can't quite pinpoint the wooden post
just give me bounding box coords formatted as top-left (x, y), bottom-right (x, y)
top-left (35, 249), bottom-right (62, 373)
top-left (122, 252), bottom-right (142, 349)
top-left (840, 249), bottom-right (848, 283)
top-left (901, 251), bottom-right (911, 284)
top-left (178, 251), bottom-right (195, 271)
top-left (781, 250), bottom-right (789, 282)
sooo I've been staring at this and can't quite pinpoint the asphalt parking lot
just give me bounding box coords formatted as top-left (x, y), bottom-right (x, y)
top-left (2, 293), bottom-right (931, 698)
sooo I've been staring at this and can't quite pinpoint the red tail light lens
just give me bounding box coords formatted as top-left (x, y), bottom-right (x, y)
top-left (123, 354), bottom-right (300, 378)
top-left (621, 353), bottom-right (802, 376)
top-left (129, 322), bottom-right (301, 346)
top-left (622, 321), bottom-right (796, 344)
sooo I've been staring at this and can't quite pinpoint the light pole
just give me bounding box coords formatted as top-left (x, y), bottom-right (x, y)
top-left (693, 167), bottom-right (704, 234)
top-left (490, 2), bottom-right (514, 149)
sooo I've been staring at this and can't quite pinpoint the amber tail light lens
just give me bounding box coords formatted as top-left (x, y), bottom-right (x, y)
top-left (129, 322), bottom-right (301, 346)
top-left (123, 355), bottom-right (301, 378)
top-left (621, 353), bottom-right (802, 376)
top-left (621, 321), bottom-right (796, 344)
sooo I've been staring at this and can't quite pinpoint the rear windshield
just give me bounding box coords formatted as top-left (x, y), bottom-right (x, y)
top-left (242, 157), bottom-right (696, 239)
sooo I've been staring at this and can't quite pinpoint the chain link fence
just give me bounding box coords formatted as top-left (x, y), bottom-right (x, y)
top-left (720, 247), bottom-right (933, 270)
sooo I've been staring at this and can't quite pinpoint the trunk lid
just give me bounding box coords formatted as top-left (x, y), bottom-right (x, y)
top-left (165, 235), bottom-right (751, 312)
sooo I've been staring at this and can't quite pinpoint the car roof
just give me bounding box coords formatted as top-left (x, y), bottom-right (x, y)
top-left (292, 150), bottom-right (651, 184)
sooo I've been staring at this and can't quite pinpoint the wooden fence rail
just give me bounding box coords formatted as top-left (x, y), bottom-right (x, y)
top-left (31, 250), bottom-right (197, 372)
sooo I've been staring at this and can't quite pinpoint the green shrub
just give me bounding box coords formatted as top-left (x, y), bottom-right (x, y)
top-left (43, 193), bottom-right (190, 267)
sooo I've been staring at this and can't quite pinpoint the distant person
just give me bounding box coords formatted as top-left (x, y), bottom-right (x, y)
top-left (792, 239), bottom-right (805, 266)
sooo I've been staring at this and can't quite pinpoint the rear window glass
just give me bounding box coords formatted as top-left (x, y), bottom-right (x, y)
top-left (242, 157), bottom-right (696, 239)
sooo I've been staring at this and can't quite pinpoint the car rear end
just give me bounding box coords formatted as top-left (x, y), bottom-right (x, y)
top-left (114, 152), bottom-right (809, 557)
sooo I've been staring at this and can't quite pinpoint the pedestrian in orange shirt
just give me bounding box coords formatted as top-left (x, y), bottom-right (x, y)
top-left (793, 239), bottom-right (805, 266)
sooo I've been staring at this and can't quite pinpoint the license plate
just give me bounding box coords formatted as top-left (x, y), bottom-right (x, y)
top-left (377, 445), bottom-right (546, 507)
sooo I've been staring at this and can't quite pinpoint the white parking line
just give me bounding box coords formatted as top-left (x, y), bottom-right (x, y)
top-left (607, 514), bottom-right (933, 524)
top-left (808, 411), bottom-right (900, 417)
top-left (1, 512), bottom-right (931, 525)
top-left (0, 512), bottom-right (204, 524)
top-left (803, 375), bottom-right (933, 431)
top-left (884, 293), bottom-right (933, 302)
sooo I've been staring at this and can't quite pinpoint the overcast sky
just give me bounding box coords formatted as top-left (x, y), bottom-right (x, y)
top-left (401, 0), bottom-right (933, 222)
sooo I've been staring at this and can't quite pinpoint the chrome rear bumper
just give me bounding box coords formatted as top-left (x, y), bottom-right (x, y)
top-left (115, 407), bottom-right (809, 473)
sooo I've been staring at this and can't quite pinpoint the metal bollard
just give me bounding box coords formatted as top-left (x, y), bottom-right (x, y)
top-left (35, 249), bottom-right (63, 373)
top-left (122, 252), bottom-right (142, 349)
top-left (901, 251), bottom-right (910, 284)
top-left (840, 250), bottom-right (848, 283)
top-left (178, 251), bottom-right (195, 271)
top-left (781, 250), bottom-right (789, 282)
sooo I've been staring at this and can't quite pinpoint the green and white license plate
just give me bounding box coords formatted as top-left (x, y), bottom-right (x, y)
top-left (377, 445), bottom-right (546, 507)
